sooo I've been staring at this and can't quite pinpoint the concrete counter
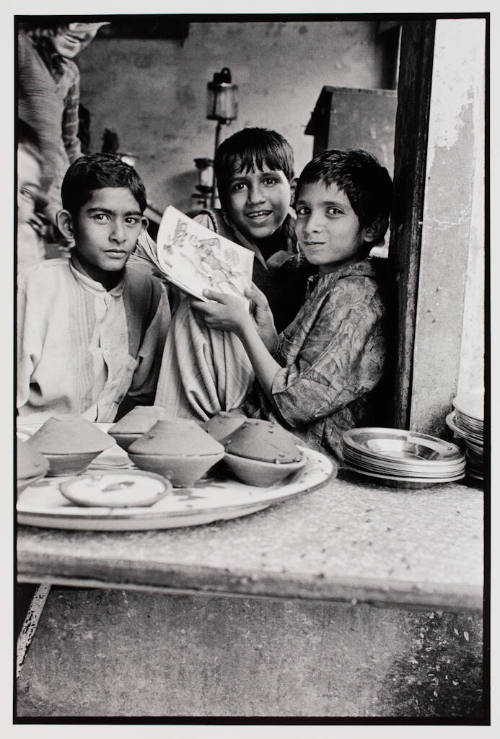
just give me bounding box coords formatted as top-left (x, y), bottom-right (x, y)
top-left (16, 471), bottom-right (486, 718)
top-left (17, 471), bottom-right (483, 611)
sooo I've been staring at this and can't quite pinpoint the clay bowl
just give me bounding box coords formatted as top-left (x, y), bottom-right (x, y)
top-left (26, 415), bottom-right (114, 477)
top-left (224, 452), bottom-right (306, 487)
top-left (42, 450), bottom-right (103, 477)
top-left (108, 406), bottom-right (168, 451)
top-left (129, 451), bottom-right (224, 488)
top-left (128, 419), bottom-right (225, 487)
top-left (223, 418), bottom-right (306, 486)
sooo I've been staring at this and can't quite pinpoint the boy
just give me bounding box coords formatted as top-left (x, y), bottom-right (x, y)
top-left (133, 127), bottom-right (308, 330)
top-left (191, 149), bottom-right (392, 460)
top-left (146, 128), bottom-right (311, 419)
top-left (17, 153), bottom-right (171, 422)
top-left (17, 120), bottom-right (47, 274)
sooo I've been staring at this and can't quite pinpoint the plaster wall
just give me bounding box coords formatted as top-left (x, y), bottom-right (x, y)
top-left (410, 19), bottom-right (485, 433)
top-left (78, 20), bottom-right (386, 214)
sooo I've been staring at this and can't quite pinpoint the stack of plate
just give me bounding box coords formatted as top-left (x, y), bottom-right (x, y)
top-left (342, 427), bottom-right (466, 487)
top-left (446, 393), bottom-right (484, 482)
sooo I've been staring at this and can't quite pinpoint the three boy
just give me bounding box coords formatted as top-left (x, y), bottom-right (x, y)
top-left (17, 144), bottom-right (392, 460)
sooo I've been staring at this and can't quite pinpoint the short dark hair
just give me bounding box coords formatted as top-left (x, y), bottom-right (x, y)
top-left (214, 127), bottom-right (294, 205)
top-left (61, 153), bottom-right (147, 217)
top-left (295, 149), bottom-right (393, 244)
top-left (17, 119), bottom-right (42, 165)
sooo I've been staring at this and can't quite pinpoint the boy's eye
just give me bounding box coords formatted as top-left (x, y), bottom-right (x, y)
top-left (295, 205), bottom-right (310, 217)
top-left (20, 187), bottom-right (36, 201)
top-left (326, 206), bottom-right (343, 217)
top-left (230, 182), bottom-right (246, 193)
top-left (92, 213), bottom-right (110, 224)
top-left (262, 176), bottom-right (279, 186)
top-left (125, 216), bottom-right (141, 226)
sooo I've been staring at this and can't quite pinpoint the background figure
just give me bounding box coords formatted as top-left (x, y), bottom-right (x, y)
top-left (17, 20), bottom-right (108, 236)
top-left (17, 119), bottom-right (47, 275)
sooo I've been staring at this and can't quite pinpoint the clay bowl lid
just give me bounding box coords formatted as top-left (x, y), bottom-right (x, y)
top-left (202, 412), bottom-right (247, 443)
top-left (17, 440), bottom-right (49, 480)
top-left (109, 405), bottom-right (167, 435)
top-left (129, 419), bottom-right (224, 457)
top-left (225, 419), bottom-right (303, 463)
top-left (26, 416), bottom-right (115, 454)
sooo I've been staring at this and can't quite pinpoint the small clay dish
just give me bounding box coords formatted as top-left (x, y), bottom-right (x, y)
top-left (59, 470), bottom-right (172, 508)
top-left (128, 419), bottom-right (225, 487)
top-left (108, 406), bottom-right (168, 451)
top-left (27, 416), bottom-right (114, 477)
top-left (202, 412), bottom-right (247, 444)
top-left (224, 452), bottom-right (306, 487)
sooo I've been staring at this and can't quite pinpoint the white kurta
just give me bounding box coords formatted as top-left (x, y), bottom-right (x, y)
top-left (17, 256), bottom-right (170, 422)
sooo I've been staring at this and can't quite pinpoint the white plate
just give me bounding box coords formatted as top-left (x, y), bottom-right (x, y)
top-left (17, 447), bottom-right (335, 531)
top-left (344, 466), bottom-right (465, 488)
top-left (446, 412), bottom-right (483, 445)
top-left (343, 427), bottom-right (463, 463)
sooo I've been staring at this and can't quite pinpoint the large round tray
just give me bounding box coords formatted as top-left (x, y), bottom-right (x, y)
top-left (16, 446), bottom-right (335, 531)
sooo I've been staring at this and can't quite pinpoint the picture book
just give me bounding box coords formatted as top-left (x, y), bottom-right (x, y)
top-left (144, 206), bottom-right (254, 302)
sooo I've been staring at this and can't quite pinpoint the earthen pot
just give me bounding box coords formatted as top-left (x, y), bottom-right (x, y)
top-left (224, 419), bottom-right (305, 487)
top-left (26, 415), bottom-right (114, 477)
top-left (128, 418), bottom-right (225, 487)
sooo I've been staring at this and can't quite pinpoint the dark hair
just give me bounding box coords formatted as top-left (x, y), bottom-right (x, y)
top-left (214, 127), bottom-right (294, 206)
top-left (295, 149), bottom-right (393, 245)
top-left (61, 153), bottom-right (147, 217)
top-left (17, 119), bottom-right (42, 165)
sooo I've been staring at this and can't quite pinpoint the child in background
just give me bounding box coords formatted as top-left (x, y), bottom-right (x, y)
top-left (18, 21), bottom-right (108, 231)
top-left (191, 149), bottom-right (392, 460)
top-left (149, 128), bottom-right (311, 419)
top-left (17, 154), bottom-right (171, 422)
top-left (17, 120), bottom-right (47, 274)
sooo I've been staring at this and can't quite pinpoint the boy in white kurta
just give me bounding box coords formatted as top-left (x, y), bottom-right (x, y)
top-left (17, 153), bottom-right (170, 422)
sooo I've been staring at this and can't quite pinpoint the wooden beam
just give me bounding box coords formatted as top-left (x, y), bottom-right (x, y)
top-left (388, 20), bottom-right (436, 428)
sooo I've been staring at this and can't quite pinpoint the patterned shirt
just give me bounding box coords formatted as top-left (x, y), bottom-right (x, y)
top-left (244, 259), bottom-right (386, 460)
top-left (17, 256), bottom-right (171, 422)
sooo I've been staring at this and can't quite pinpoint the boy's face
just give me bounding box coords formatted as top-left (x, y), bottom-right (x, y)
top-left (17, 147), bottom-right (42, 226)
top-left (52, 23), bottom-right (106, 59)
top-left (295, 181), bottom-right (369, 273)
top-left (63, 187), bottom-right (146, 284)
top-left (224, 165), bottom-right (291, 241)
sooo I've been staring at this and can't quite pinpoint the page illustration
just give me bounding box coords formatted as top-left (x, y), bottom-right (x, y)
top-left (153, 206), bottom-right (254, 302)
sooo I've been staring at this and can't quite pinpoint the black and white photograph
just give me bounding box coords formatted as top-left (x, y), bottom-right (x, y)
top-left (6, 0), bottom-right (492, 726)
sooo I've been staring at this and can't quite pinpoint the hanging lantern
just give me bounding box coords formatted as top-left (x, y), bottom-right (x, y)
top-left (206, 67), bottom-right (238, 123)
